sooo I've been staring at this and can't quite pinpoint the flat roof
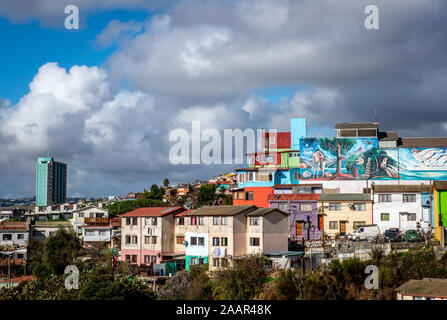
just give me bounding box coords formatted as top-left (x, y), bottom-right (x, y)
top-left (433, 181), bottom-right (447, 191)
top-left (184, 205), bottom-right (256, 216)
top-left (268, 194), bottom-right (321, 201)
top-left (273, 184), bottom-right (322, 188)
top-left (395, 278), bottom-right (447, 298)
top-left (334, 122), bottom-right (379, 129)
top-left (320, 193), bottom-right (372, 201)
top-left (373, 184), bottom-right (431, 193)
top-left (398, 137), bottom-right (447, 148)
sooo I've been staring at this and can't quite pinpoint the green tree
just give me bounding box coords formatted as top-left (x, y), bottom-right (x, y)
top-left (197, 184), bottom-right (217, 207)
top-left (319, 138), bottom-right (356, 177)
top-left (163, 178), bottom-right (169, 187)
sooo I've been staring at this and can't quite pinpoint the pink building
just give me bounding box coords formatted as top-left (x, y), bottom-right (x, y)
top-left (120, 207), bottom-right (186, 265)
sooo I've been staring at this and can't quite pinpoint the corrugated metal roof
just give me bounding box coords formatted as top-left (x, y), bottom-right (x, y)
top-left (120, 207), bottom-right (185, 217)
top-left (184, 205), bottom-right (256, 216)
top-left (398, 137), bottom-right (447, 148)
top-left (268, 194), bottom-right (321, 201)
top-left (334, 122), bottom-right (379, 129)
top-left (433, 181), bottom-right (447, 191)
top-left (0, 222), bottom-right (28, 231)
top-left (245, 208), bottom-right (288, 216)
top-left (373, 184), bottom-right (431, 193)
top-left (395, 278), bottom-right (447, 297)
top-left (320, 193), bottom-right (372, 201)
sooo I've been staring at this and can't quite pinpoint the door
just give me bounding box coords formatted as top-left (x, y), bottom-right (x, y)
top-left (296, 221), bottom-right (303, 237)
top-left (318, 215), bottom-right (323, 230)
top-left (340, 221), bottom-right (347, 234)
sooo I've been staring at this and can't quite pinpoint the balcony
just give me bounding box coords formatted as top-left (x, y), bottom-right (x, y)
top-left (84, 217), bottom-right (109, 225)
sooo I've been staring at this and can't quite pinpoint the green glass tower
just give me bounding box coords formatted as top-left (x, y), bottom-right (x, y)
top-left (36, 157), bottom-right (67, 207)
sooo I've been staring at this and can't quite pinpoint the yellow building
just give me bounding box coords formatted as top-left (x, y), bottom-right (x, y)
top-left (319, 193), bottom-right (373, 237)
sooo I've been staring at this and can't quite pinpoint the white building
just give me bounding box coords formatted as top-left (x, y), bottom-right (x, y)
top-left (372, 184), bottom-right (431, 233)
top-left (83, 225), bottom-right (112, 248)
top-left (0, 222), bottom-right (29, 247)
top-left (71, 206), bottom-right (108, 237)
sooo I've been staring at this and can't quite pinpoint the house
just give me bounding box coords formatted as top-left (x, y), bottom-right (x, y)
top-left (319, 193), bottom-right (373, 237)
top-left (30, 220), bottom-right (73, 241)
top-left (71, 206), bottom-right (109, 237)
top-left (372, 184), bottom-right (431, 233)
top-left (0, 222), bottom-right (29, 248)
top-left (176, 183), bottom-right (191, 196)
top-left (82, 217), bottom-right (112, 249)
top-left (432, 181), bottom-right (447, 245)
top-left (173, 210), bottom-right (190, 257)
top-left (120, 207), bottom-right (186, 266)
top-left (0, 207), bottom-right (24, 221)
top-left (395, 278), bottom-right (447, 300)
top-left (268, 193), bottom-right (323, 241)
top-left (182, 205), bottom-right (288, 271)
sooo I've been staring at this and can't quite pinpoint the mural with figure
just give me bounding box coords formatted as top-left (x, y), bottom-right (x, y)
top-left (299, 138), bottom-right (447, 180)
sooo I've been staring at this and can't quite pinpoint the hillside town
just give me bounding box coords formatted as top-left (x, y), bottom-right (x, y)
top-left (2, 119), bottom-right (447, 300)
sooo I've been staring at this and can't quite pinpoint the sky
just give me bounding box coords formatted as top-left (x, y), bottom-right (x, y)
top-left (0, 0), bottom-right (447, 198)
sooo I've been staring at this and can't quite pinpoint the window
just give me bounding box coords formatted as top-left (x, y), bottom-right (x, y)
top-left (378, 194), bottom-right (392, 202)
top-left (289, 152), bottom-right (299, 158)
top-left (213, 237), bottom-right (220, 246)
top-left (152, 256), bottom-right (157, 263)
top-left (145, 236), bottom-right (151, 244)
top-left (176, 236), bottom-right (185, 244)
top-left (221, 237), bottom-right (228, 246)
top-left (199, 217), bottom-right (204, 225)
top-left (352, 203), bottom-right (366, 211)
top-left (250, 237), bottom-right (260, 246)
top-left (191, 237), bottom-right (197, 245)
top-left (99, 230), bottom-right (107, 236)
top-left (131, 255), bottom-right (137, 263)
top-left (408, 213), bottom-right (417, 221)
top-left (300, 203), bottom-right (312, 211)
top-left (329, 221), bottom-right (338, 229)
top-left (248, 172), bottom-right (254, 181)
top-left (269, 173), bottom-right (273, 181)
top-left (213, 258), bottom-right (219, 267)
top-left (132, 217), bottom-right (138, 225)
top-left (125, 235), bottom-right (131, 244)
top-left (278, 203), bottom-right (286, 211)
top-left (381, 213), bottom-right (390, 221)
top-left (198, 237), bottom-right (205, 246)
top-left (17, 234), bottom-right (24, 240)
top-left (294, 172), bottom-right (299, 180)
top-left (144, 255), bottom-right (150, 264)
top-left (152, 217), bottom-right (157, 225)
top-left (126, 217), bottom-right (131, 225)
top-left (190, 257), bottom-right (197, 265)
top-left (269, 137), bottom-right (276, 145)
top-left (178, 217), bottom-right (185, 225)
top-left (85, 230), bottom-right (95, 236)
top-left (151, 236), bottom-right (158, 244)
top-left (89, 213), bottom-right (95, 218)
top-left (213, 217), bottom-right (220, 225)
top-left (247, 192), bottom-right (254, 201)
top-left (145, 217), bottom-right (150, 225)
top-left (191, 217), bottom-right (197, 225)
top-left (353, 221), bottom-right (366, 228)
top-left (329, 203), bottom-right (342, 211)
top-left (132, 236), bottom-right (138, 244)
top-left (221, 216), bottom-right (228, 225)
top-left (198, 258), bottom-right (204, 265)
top-left (250, 217), bottom-right (260, 225)
top-left (403, 194), bottom-right (416, 202)
top-left (79, 212), bottom-right (84, 218)
top-left (262, 155), bottom-right (274, 163)
top-left (125, 255), bottom-right (131, 262)
top-left (2, 234), bottom-right (12, 241)
top-left (221, 258), bottom-right (228, 268)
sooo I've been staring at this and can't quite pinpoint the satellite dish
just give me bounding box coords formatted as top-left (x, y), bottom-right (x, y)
top-left (182, 240), bottom-right (188, 247)
top-left (228, 254), bottom-right (233, 259)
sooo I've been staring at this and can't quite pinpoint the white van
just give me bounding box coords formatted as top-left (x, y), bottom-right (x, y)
top-left (348, 224), bottom-right (380, 242)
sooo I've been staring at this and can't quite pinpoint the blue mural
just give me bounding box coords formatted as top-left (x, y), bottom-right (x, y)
top-left (299, 138), bottom-right (447, 180)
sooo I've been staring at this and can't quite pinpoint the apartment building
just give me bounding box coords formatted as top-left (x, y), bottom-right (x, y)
top-left (120, 207), bottom-right (186, 265)
top-left (183, 205), bottom-right (288, 271)
top-left (71, 206), bottom-right (109, 237)
top-left (372, 184), bottom-right (431, 233)
top-left (319, 193), bottom-right (373, 237)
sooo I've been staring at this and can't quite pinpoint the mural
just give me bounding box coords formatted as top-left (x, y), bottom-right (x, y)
top-left (299, 138), bottom-right (447, 180)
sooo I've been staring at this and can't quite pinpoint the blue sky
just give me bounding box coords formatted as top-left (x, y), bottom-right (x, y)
top-left (0, 10), bottom-right (149, 104)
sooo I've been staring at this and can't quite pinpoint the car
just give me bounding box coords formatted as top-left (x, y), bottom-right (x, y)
top-left (348, 224), bottom-right (381, 242)
top-left (384, 229), bottom-right (402, 242)
top-left (403, 229), bottom-right (422, 242)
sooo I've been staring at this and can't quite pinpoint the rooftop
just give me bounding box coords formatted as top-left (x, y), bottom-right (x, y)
top-left (373, 184), bottom-right (431, 193)
top-left (320, 193), bottom-right (372, 201)
top-left (273, 184), bottom-right (322, 188)
top-left (433, 181), bottom-right (447, 191)
top-left (334, 122), bottom-right (379, 129)
top-left (268, 194), bottom-right (321, 201)
top-left (398, 137), bottom-right (447, 148)
top-left (245, 208), bottom-right (288, 217)
top-left (120, 207), bottom-right (185, 217)
top-left (0, 222), bottom-right (28, 231)
top-left (378, 131), bottom-right (398, 141)
top-left (184, 205), bottom-right (256, 217)
top-left (395, 278), bottom-right (447, 298)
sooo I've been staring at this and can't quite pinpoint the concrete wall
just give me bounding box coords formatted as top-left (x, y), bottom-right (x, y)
top-left (262, 212), bottom-right (289, 253)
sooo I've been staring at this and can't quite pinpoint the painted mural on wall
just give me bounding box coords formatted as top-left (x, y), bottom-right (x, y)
top-left (299, 138), bottom-right (447, 180)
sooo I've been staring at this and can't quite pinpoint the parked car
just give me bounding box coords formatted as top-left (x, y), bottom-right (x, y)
top-left (348, 224), bottom-right (381, 242)
top-left (384, 229), bottom-right (402, 242)
top-left (403, 229), bottom-right (422, 242)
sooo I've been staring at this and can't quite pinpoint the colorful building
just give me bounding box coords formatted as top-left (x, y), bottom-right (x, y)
top-left (120, 207), bottom-right (186, 265)
top-left (319, 193), bottom-right (373, 237)
top-left (182, 205), bottom-right (288, 271)
top-left (432, 181), bottom-right (447, 245)
top-left (36, 157), bottom-right (67, 207)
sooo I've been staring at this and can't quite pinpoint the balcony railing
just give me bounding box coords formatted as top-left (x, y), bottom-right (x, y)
top-left (84, 217), bottom-right (109, 225)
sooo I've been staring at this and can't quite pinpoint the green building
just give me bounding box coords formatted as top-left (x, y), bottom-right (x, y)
top-left (36, 157), bottom-right (67, 207)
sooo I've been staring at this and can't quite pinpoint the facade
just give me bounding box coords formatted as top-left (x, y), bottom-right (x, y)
top-left (372, 184), bottom-right (431, 233)
top-left (36, 157), bottom-right (67, 207)
top-left (0, 222), bottom-right (29, 248)
top-left (71, 206), bottom-right (109, 237)
top-left (183, 205), bottom-right (288, 271)
top-left (319, 193), bottom-right (373, 237)
top-left (396, 278), bottom-right (447, 300)
top-left (120, 207), bottom-right (186, 265)
top-left (268, 193), bottom-right (323, 240)
top-left (82, 217), bottom-right (112, 248)
top-left (432, 181), bottom-right (447, 245)
top-left (30, 220), bottom-right (72, 241)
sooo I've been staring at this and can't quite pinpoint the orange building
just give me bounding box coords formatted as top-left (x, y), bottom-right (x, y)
top-left (232, 187), bottom-right (273, 208)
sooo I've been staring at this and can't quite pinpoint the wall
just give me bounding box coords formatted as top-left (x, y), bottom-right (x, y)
top-left (233, 187), bottom-right (273, 208)
top-left (300, 138), bottom-right (447, 181)
top-left (262, 212), bottom-right (288, 253)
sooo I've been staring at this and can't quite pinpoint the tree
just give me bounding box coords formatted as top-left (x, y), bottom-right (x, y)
top-left (197, 184), bottom-right (218, 207)
top-left (30, 228), bottom-right (82, 279)
top-left (163, 178), bottom-right (169, 188)
top-left (319, 138), bottom-right (356, 178)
